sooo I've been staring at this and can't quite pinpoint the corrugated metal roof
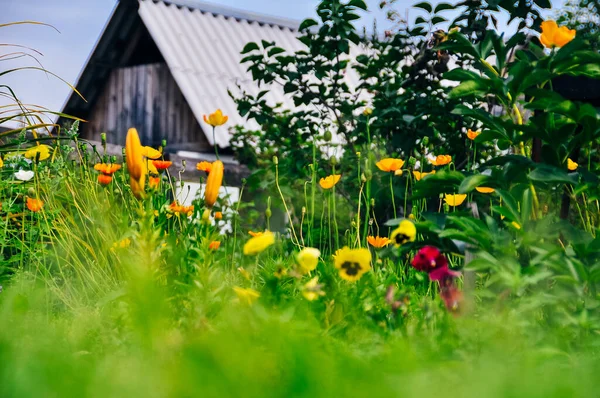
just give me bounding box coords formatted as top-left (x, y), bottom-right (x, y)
top-left (138, 0), bottom-right (308, 148)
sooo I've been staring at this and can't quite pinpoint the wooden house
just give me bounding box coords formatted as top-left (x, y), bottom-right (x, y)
top-left (58, 0), bottom-right (305, 184)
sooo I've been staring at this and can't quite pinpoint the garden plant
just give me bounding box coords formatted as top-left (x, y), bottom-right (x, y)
top-left (0, 0), bottom-right (599, 396)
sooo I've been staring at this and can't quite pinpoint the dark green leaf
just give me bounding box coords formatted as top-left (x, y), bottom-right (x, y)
top-left (459, 174), bottom-right (494, 193)
top-left (448, 80), bottom-right (489, 98)
top-left (241, 42), bottom-right (260, 54)
top-left (299, 18), bottom-right (318, 31)
top-left (413, 1), bottom-right (433, 13)
top-left (348, 0), bottom-right (368, 10)
top-left (528, 165), bottom-right (578, 184)
top-left (434, 2), bottom-right (455, 13)
top-left (431, 16), bottom-right (447, 25)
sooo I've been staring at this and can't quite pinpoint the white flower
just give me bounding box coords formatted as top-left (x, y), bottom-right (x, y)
top-left (14, 170), bottom-right (34, 181)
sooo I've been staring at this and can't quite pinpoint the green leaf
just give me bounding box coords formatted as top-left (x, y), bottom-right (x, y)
top-left (267, 47), bottom-right (286, 57)
top-left (528, 165), bottom-right (578, 185)
top-left (494, 190), bottom-right (521, 223)
top-left (431, 16), bottom-right (447, 25)
top-left (443, 68), bottom-right (483, 82)
top-left (415, 16), bottom-right (428, 25)
top-left (525, 89), bottom-right (576, 117)
top-left (298, 18), bottom-right (318, 31)
top-left (412, 170), bottom-right (465, 199)
top-left (434, 2), bottom-right (455, 13)
top-left (241, 42), bottom-right (260, 54)
top-left (348, 0), bottom-right (368, 10)
top-left (448, 80), bottom-right (488, 98)
top-left (413, 1), bottom-right (433, 13)
top-left (459, 174), bottom-right (493, 193)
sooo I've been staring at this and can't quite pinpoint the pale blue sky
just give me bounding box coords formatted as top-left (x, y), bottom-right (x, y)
top-left (2, 0), bottom-right (563, 119)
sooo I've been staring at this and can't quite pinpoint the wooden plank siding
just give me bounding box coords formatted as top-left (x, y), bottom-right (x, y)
top-left (81, 62), bottom-right (211, 152)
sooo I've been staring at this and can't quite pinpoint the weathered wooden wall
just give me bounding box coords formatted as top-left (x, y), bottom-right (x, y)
top-left (82, 62), bottom-right (211, 151)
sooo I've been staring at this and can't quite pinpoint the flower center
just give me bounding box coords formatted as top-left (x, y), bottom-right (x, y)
top-left (395, 233), bottom-right (409, 245)
top-left (341, 261), bottom-right (362, 276)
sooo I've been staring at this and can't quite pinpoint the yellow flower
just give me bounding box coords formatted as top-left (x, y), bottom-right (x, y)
top-left (204, 109), bottom-right (229, 127)
top-left (112, 238), bottom-right (131, 249)
top-left (233, 287), bottom-right (260, 305)
top-left (376, 158), bottom-right (404, 172)
top-left (204, 160), bottom-right (223, 207)
top-left (394, 169), bottom-right (403, 176)
top-left (390, 220), bottom-right (416, 247)
top-left (243, 231), bottom-right (275, 255)
top-left (467, 129), bottom-right (480, 140)
top-left (363, 107), bottom-right (373, 116)
top-left (141, 146), bottom-right (162, 159)
top-left (511, 221), bottom-right (522, 230)
top-left (24, 145), bottom-right (51, 161)
top-left (412, 170), bottom-right (435, 181)
top-left (319, 174), bottom-right (341, 189)
top-left (125, 128), bottom-right (146, 199)
top-left (0, 157), bottom-right (3, 168)
top-left (567, 158), bottom-right (578, 171)
top-left (444, 193), bottom-right (467, 207)
top-left (302, 276), bottom-right (325, 301)
top-left (196, 161), bottom-right (212, 172)
top-left (475, 187), bottom-right (495, 194)
top-left (146, 158), bottom-right (158, 175)
top-left (297, 247), bottom-right (320, 274)
top-left (367, 236), bottom-right (392, 248)
top-left (540, 20), bottom-right (576, 48)
top-left (334, 247), bottom-right (371, 282)
top-left (429, 155), bottom-right (452, 166)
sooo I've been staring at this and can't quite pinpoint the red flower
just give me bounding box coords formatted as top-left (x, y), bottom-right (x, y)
top-left (411, 246), bottom-right (447, 273)
top-left (98, 174), bottom-right (113, 186)
top-left (152, 160), bottom-right (172, 171)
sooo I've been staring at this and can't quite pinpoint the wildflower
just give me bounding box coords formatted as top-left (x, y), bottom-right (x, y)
top-left (540, 20), bottom-right (576, 48)
top-left (204, 160), bottom-right (223, 207)
top-left (14, 170), bottom-right (34, 181)
top-left (196, 161), bottom-right (212, 173)
top-left (319, 174), bottom-right (341, 189)
top-left (204, 109), bottom-right (229, 127)
top-left (376, 158), bottom-right (404, 172)
top-left (302, 276), bottom-right (325, 301)
top-left (26, 197), bottom-right (43, 212)
top-left (24, 145), bottom-right (51, 161)
top-left (152, 160), bottom-right (172, 171)
top-left (363, 107), bottom-right (373, 116)
top-left (0, 157), bottom-right (3, 168)
top-left (141, 146), bottom-right (162, 159)
top-left (125, 128), bottom-right (146, 198)
top-left (169, 201), bottom-right (194, 217)
top-left (146, 159), bottom-right (158, 175)
top-left (411, 246), bottom-right (448, 274)
top-left (444, 193), bottom-right (467, 207)
top-left (394, 169), bottom-right (403, 176)
top-left (148, 176), bottom-right (160, 190)
top-left (390, 220), bottom-right (417, 247)
top-left (567, 158), bottom-right (578, 171)
top-left (94, 163), bottom-right (121, 175)
top-left (296, 247), bottom-right (321, 274)
top-left (429, 155), bottom-right (452, 166)
top-left (466, 129), bottom-right (480, 140)
top-left (249, 231), bottom-right (264, 237)
top-left (334, 247), bottom-right (372, 282)
top-left (209, 241), bottom-right (221, 250)
top-left (511, 221), bottom-right (522, 230)
top-left (412, 170), bottom-right (435, 181)
top-left (233, 286), bottom-right (260, 306)
top-left (112, 238), bottom-right (131, 249)
top-left (243, 231), bottom-right (275, 255)
top-left (214, 211), bottom-right (223, 220)
top-left (367, 236), bottom-right (392, 248)
top-left (475, 186), bottom-right (495, 194)
top-left (98, 174), bottom-right (112, 186)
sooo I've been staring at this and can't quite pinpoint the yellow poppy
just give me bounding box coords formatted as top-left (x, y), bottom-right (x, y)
top-left (412, 170), bottom-right (435, 181)
top-left (367, 236), bottom-right (392, 248)
top-left (94, 163), bottom-right (122, 175)
top-left (24, 145), bottom-right (51, 161)
top-left (540, 20), bottom-right (576, 48)
top-left (334, 247), bottom-right (371, 282)
top-left (243, 231), bottom-right (275, 255)
top-left (248, 231), bottom-right (264, 237)
top-left (319, 174), bottom-right (341, 189)
top-left (0, 157), bottom-right (3, 168)
top-left (467, 129), bottom-right (480, 140)
top-left (429, 155), bottom-right (452, 166)
top-left (567, 158), bottom-right (578, 171)
top-left (125, 128), bottom-right (146, 199)
top-left (444, 193), bottom-right (467, 207)
top-left (390, 220), bottom-right (416, 247)
top-left (141, 146), bottom-right (162, 159)
top-left (204, 109), bottom-right (229, 127)
top-left (296, 247), bottom-right (320, 274)
top-left (233, 287), bottom-right (260, 305)
top-left (376, 158), bottom-right (404, 172)
top-left (204, 160), bottom-right (223, 207)
top-left (302, 276), bottom-right (325, 301)
top-left (475, 187), bottom-right (495, 194)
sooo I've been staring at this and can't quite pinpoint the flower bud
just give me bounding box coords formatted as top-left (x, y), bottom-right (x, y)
top-left (323, 131), bottom-right (332, 142)
top-left (363, 107), bottom-right (373, 116)
top-left (100, 132), bottom-right (107, 146)
top-left (361, 173), bottom-right (367, 183)
top-left (364, 169), bottom-right (372, 180)
top-left (162, 139), bottom-right (167, 148)
top-left (422, 136), bottom-right (429, 146)
top-left (27, 187), bottom-right (36, 196)
top-left (370, 198), bottom-right (375, 206)
top-left (408, 156), bottom-right (417, 167)
top-left (330, 156), bottom-right (338, 166)
top-left (265, 208), bottom-right (272, 219)
top-left (202, 209), bottom-right (210, 222)
top-left (273, 155), bottom-right (278, 165)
